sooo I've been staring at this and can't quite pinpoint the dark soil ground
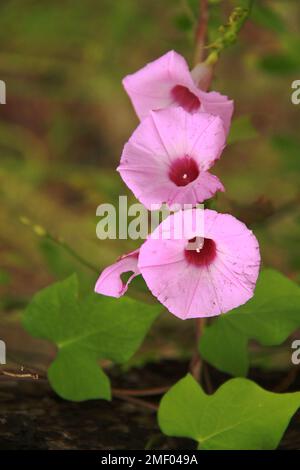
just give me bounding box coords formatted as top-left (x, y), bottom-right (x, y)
top-left (0, 361), bottom-right (299, 450)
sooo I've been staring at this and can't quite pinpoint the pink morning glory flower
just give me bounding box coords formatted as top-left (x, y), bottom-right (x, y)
top-left (123, 50), bottom-right (234, 135)
top-left (117, 107), bottom-right (226, 210)
top-left (95, 209), bottom-right (260, 319)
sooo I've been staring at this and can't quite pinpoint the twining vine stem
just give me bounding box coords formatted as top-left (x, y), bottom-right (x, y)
top-left (194, 0), bottom-right (209, 65)
top-left (189, 0), bottom-right (211, 384)
top-left (189, 318), bottom-right (206, 382)
top-left (189, 0), bottom-right (255, 384)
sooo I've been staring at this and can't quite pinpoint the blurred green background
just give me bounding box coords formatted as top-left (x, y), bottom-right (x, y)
top-left (0, 0), bottom-right (300, 369)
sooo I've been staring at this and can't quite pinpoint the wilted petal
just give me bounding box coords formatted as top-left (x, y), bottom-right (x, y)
top-left (95, 250), bottom-right (140, 298)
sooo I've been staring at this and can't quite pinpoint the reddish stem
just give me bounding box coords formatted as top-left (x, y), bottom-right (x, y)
top-left (112, 385), bottom-right (170, 397)
top-left (189, 317), bottom-right (206, 382)
top-left (113, 393), bottom-right (158, 412)
top-left (0, 369), bottom-right (164, 412)
top-left (194, 0), bottom-right (209, 65)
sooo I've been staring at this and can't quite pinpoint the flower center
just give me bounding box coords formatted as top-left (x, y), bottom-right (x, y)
top-left (169, 156), bottom-right (199, 187)
top-left (171, 85), bottom-right (201, 113)
top-left (185, 237), bottom-right (217, 267)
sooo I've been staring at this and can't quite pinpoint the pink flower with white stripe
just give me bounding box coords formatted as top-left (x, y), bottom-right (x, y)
top-left (95, 209), bottom-right (260, 319)
top-left (118, 107), bottom-right (226, 210)
top-left (123, 50), bottom-right (234, 135)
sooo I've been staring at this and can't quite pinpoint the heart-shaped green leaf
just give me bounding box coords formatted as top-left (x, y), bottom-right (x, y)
top-left (158, 374), bottom-right (300, 450)
top-left (23, 274), bottom-right (160, 401)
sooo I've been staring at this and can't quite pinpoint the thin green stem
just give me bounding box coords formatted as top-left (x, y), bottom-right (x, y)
top-left (46, 233), bottom-right (99, 273)
top-left (20, 216), bottom-right (99, 274)
top-left (205, 1), bottom-right (253, 67)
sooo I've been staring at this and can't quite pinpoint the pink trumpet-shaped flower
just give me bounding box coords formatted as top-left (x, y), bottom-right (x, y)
top-left (123, 50), bottom-right (234, 135)
top-left (117, 107), bottom-right (226, 209)
top-left (95, 209), bottom-right (260, 319)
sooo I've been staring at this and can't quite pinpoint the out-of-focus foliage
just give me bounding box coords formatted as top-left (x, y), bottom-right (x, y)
top-left (228, 115), bottom-right (258, 144)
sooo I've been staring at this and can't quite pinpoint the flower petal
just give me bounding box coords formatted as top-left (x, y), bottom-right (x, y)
top-left (118, 108), bottom-right (225, 209)
top-left (95, 249), bottom-right (140, 298)
top-left (198, 90), bottom-right (234, 137)
top-left (122, 50), bottom-right (234, 134)
top-left (123, 50), bottom-right (194, 120)
top-left (151, 108), bottom-right (225, 168)
top-left (138, 209), bottom-right (260, 319)
top-left (168, 171), bottom-right (224, 206)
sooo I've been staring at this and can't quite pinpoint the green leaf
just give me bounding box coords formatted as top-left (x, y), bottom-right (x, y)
top-left (251, 3), bottom-right (286, 34)
top-left (173, 13), bottom-right (193, 32)
top-left (199, 269), bottom-right (300, 376)
top-left (158, 374), bottom-right (300, 450)
top-left (0, 269), bottom-right (10, 285)
top-left (272, 134), bottom-right (300, 173)
top-left (23, 275), bottom-right (160, 401)
top-left (228, 115), bottom-right (258, 145)
top-left (259, 54), bottom-right (300, 76)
